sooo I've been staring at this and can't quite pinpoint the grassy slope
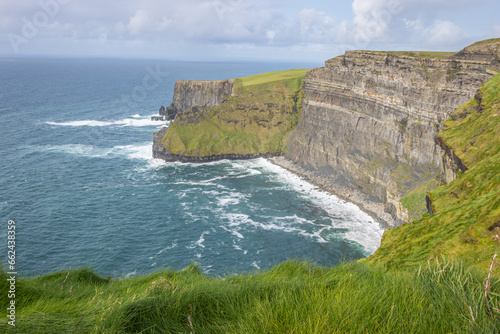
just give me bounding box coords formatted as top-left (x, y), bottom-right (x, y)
top-left (367, 73), bottom-right (500, 269)
top-left (162, 69), bottom-right (308, 157)
top-left (1, 260), bottom-right (499, 333)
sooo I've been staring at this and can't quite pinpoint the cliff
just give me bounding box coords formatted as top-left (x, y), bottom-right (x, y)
top-left (160, 79), bottom-right (235, 120)
top-left (152, 40), bottom-right (498, 228)
top-left (281, 42), bottom-right (497, 227)
top-left (368, 72), bottom-right (500, 268)
top-left (153, 69), bottom-right (308, 162)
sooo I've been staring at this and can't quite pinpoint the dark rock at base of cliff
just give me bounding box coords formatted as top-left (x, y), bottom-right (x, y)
top-left (151, 115), bottom-right (166, 121)
top-left (269, 156), bottom-right (397, 228)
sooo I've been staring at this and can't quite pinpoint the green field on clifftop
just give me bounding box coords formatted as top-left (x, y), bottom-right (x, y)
top-left (238, 69), bottom-right (310, 87)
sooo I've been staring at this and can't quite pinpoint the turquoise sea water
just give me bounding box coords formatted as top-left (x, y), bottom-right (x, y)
top-left (0, 58), bottom-right (384, 277)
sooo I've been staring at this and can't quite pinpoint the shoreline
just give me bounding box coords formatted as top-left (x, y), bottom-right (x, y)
top-left (267, 156), bottom-right (397, 229)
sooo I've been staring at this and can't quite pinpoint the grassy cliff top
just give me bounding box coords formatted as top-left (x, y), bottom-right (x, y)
top-left (470, 37), bottom-right (500, 46)
top-left (2, 260), bottom-right (499, 332)
top-left (367, 38), bottom-right (499, 59)
top-left (368, 50), bottom-right (457, 58)
top-left (237, 69), bottom-right (310, 87)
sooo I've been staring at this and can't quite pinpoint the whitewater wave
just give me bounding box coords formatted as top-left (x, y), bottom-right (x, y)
top-left (231, 158), bottom-right (384, 254)
top-left (24, 143), bottom-right (156, 161)
top-left (46, 114), bottom-right (169, 128)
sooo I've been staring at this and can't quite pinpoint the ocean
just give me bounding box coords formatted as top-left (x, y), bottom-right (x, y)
top-left (0, 58), bottom-right (384, 277)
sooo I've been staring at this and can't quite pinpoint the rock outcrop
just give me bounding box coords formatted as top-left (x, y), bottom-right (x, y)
top-left (487, 43), bottom-right (500, 74)
top-left (160, 79), bottom-right (235, 120)
top-left (282, 44), bottom-right (496, 227)
top-left (452, 38), bottom-right (500, 62)
top-left (153, 71), bottom-right (306, 163)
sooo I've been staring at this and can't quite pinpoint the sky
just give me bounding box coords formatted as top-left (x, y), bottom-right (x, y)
top-left (1, 0), bottom-right (499, 62)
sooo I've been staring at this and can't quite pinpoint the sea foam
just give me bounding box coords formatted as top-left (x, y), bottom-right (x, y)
top-left (46, 114), bottom-right (169, 128)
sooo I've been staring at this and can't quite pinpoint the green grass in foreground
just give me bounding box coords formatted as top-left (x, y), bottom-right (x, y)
top-left (1, 260), bottom-right (499, 333)
top-left (368, 73), bottom-right (500, 269)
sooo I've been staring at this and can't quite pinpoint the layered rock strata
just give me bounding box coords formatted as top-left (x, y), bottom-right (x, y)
top-left (160, 79), bottom-right (235, 120)
top-left (282, 49), bottom-right (495, 227)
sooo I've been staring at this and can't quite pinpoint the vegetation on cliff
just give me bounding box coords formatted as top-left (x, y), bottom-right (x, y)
top-left (368, 73), bottom-right (500, 269)
top-left (2, 259), bottom-right (499, 333)
top-left (160, 69), bottom-right (308, 159)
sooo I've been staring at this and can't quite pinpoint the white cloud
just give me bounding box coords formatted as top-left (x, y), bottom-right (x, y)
top-left (296, 8), bottom-right (334, 38)
top-left (351, 0), bottom-right (403, 44)
top-left (404, 19), bottom-right (423, 31)
top-left (426, 20), bottom-right (464, 46)
top-left (127, 10), bottom-right (152, 36)
top-left (0, 0), bottom-right (497, 60)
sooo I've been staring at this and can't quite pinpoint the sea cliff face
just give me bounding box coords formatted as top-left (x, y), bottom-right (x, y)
top-left (283, 46), bottom-right (496, 227)
top-left (160, 79), bottom-right (235, 120)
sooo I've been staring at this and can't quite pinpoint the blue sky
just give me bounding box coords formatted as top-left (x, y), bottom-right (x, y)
top-left (1, 0), bottom-right (499, 62)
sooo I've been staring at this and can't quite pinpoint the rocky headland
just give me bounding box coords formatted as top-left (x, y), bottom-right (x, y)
top-left (153, 70), bottom-right (308, 162)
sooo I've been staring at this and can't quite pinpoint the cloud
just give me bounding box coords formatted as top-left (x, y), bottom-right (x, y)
top-left (127, 10), bottom-right (151, 36)
top-left (0, 0), bottom-right (497, 60)
top-left (347, 0), bottom-right (479, 50)
top-left (296, 8), bottom-right (334, 38)
top-left (426, 20), bottom-right (464, 46)
top-left (351, 0), bottom-right (403, 44)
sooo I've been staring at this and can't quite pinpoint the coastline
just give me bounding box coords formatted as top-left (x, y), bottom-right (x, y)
top-left (267, 156), bottom-right (396, 229)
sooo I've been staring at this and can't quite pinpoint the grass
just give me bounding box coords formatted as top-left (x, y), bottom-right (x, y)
top-left (161, 69), bottom-right (307, 158)
top-left (1, 260), bottom-right (499, 333)
top-left (470, 38), bottom-right (500, 46)
top-left (368, 73), bottom-right (500, 269)
top-left (238, 69), bottom-right (310, 87)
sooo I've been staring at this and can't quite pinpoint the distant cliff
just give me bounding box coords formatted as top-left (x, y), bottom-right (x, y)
top-left (281, 41), bottom-right (498, 227)
top-left (160, 79), bottom-right (235, 120)
top-left (153, 70), bottom-right (308, 162)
